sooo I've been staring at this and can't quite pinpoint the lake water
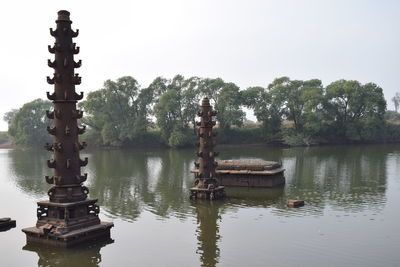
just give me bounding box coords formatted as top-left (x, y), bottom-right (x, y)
top-left (0, 144), bottom-right (400, 266)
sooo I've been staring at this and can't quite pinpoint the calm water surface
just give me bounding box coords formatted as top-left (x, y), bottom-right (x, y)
top-left (0, 144), bottom-right (400, 266)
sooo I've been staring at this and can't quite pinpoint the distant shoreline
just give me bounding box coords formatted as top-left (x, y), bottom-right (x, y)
top-left (3, 140), bottom-right (400, 151)
top-left (0, 140), bottom-right (13, 149)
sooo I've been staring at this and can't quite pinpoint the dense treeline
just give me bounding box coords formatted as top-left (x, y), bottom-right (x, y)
top-left (79, 75), bottom-right (244, 147)
top-left (5, 75), bottom-right (400, 147)
top-left (6, 99), bottom-right (52, 146)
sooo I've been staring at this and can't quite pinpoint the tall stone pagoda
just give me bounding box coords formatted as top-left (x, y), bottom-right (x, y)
top-left (190, 98), bottom-right (225, 200)
top-left (22, 10), bottom-right (113, 247)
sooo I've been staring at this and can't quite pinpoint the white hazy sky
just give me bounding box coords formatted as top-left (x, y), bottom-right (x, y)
top-left (1, 0), bottom-right (399, 130)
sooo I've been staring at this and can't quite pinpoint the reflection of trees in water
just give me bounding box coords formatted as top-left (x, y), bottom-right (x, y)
top-left (87, 149), bottom-right (148, 221)
top-left (224, 187), bottom-right (284, 208)
top-left (8, 147), bottom-right (196, 221)
top-left (219, 144), bottom-right (390, 214)
top-left (150, 149), bottom-right (193, 218)
top-left (8, 149), bottom-right (48, 197)
top-left (23, 239), bottom-right (113, 267)
top-left (9, 145), bottom-right (394, 220)
top-left (87, 149), bottom-right (194, 221)
top-left (193, 193), bottom-right (281, 267)
top-left (193, 189), bottom-right (281, 267)
top-left (278, 145), bottom-right (389, 213)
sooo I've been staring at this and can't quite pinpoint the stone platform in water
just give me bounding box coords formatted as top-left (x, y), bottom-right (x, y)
top-left (193, 159), bottom-right (285, 187)
top-left (0, 217), bottom-right (16, 231)
top-left (22, 199), bottom-right (113, 248)
top-left (286, 199), bottom-right (305, 208)
top-left (22, 222), bottom-right (113, 247)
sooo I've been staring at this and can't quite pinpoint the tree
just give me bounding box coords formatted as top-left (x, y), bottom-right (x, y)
top-left (3, 109), bottom-right (18, 124)
top-left (215, 82), bottom-right (245, 131)
top-left (134, 76), bottom-right (171, 135)
top-left (243, 78), bottom-right (324, 142)
top-left (324, 80), bottom-right (386, 140)
top-left (154, 88), bottom-right (182, 143)
top-left (268, 77), bottom-right (324, 133)
top-left (80, 76), bottom-right (145, 146)
top-left (299, 79), bottom-right (325, 137)
top-left (9, 75), bottom-right (391, 147)
top-left (242, 86), bottom-right (281, 138)
top-left (8, 99), bottom-right (52, 146)
top-left (384, 110), bottom-right (400, 121)
top-left (197, 78), bottom-right (225, 105)
top-left (198, 78), bottom-right (245, 132)
top-left (181, 76), bottom-right (202, 133)
top-left (152, 75), bottom-right (205, 147)
top-left (392, 92), bottom-right (400, 113)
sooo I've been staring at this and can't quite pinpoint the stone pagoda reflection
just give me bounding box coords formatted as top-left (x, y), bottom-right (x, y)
top-left (23, 239), bottom-right (113, 267)
top-left (22, 10), bottom-right (113, 247)
top-left (195, 201), bottom-right (222, 267)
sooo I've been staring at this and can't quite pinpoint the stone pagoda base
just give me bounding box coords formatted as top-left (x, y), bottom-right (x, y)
top-left (23, 222), bottom-right (113, 247)
top-left (0, 217), bottom-right (16, 231)
top-left (190, 186), bottom-right (225, 200)
top-left (22, 199), bottom-right (113, 248)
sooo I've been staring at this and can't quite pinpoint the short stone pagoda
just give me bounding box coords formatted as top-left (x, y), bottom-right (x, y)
top-left (190, 98), bottom-right (225, 200)
top-left (22, 10), bottom-right (113, 247)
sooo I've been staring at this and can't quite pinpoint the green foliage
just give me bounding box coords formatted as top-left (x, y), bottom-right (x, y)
top-left (213, 82), bottom-right (245, 131)
top-left (242, 86), bottom-right (281, 139)
top-left (6, 75), bottom-right (394, 148)
top-left (242, 77), bottom-right (325, 142)
top-left (269, 77), bottom-right (324, 137)
top-left (8, 99), bottom-right (52, 146)
top-left (199, 78), bottom-right (245, 132)
top-left (153, 75), bottom-right (246, 143)
top-left (0, 132), bottom-right (10, 145)
top-left (154, 87), bottom-right (183, 142)
top-left (79, 75), bottom-right (248, 147)
top-left (385, 110), bottom-right (400, 121)
top-left (3, 109), bottom-right (18, 124)
top-left (282, 132), bottom-right (307, 146)
top-left (324, 80), bottom-right (386, 141)
top-left (168, 128), bottom-right (195, 148)
top-left (384, 122), bottom-right (400, 142)
top-left (244, 77), bottom-right (388, 146)
top-left (80, 76), bottom-right (147, 146)
top-left (133, 130), bottom-right (164, 147)
top-left (152, 75), bottom-right (202, 143)
top-left (216, 127), bottom-right (264, 144)
top-left (392, 92), bottom-right (400, 113)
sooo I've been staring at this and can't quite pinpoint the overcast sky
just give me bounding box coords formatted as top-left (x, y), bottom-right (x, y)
top-left (1, 0), bottom-right (399, 130)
